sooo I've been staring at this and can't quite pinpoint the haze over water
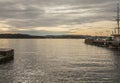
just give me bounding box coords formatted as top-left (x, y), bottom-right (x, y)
top-left (0, 39), bottom-right (120, 83)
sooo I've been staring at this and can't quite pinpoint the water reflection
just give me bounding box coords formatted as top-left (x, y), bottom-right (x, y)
top-left (0, 39), bottom-right (119, 82)
top-left (0, 61), bottom-right (14, 83)
top-left (109, 49), bottom-right (120, 83)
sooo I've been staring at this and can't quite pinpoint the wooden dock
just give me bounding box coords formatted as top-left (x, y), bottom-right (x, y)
top-left (0, 48), bottom-right (14, 63)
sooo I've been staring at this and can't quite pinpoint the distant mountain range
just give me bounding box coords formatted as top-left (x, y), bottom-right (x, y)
top-left (0, 34), bottom-right (107, 39)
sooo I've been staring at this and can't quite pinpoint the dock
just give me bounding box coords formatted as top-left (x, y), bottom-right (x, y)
top-left (85, 38), bottom-right (106, 46)
top-left (0, 48), bottom-right (14, 63)
top-left (85, 38), bottom-right (120, 48)
top-left (85, 4), bottom-right (120, 49)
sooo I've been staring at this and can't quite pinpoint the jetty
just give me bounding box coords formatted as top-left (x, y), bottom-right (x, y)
top-left (0, 48), bottom-right (14, 63)
top-left (85, 4), bottom-right (120, 49)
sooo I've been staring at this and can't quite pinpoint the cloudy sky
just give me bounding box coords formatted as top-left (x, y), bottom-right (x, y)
top-left (0, 0), bottom-right (119, 36)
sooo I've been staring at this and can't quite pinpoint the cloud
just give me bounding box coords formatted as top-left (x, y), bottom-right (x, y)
top-left (68, 20), bottom-right (116, 36)
top-left (0, 0), bottom-right (119, 35)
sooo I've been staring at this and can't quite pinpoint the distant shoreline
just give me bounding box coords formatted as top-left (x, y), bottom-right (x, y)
top-left (0, 34), bottom-right (107, 39)
top-left (0, 38), bottom-right (84, 39)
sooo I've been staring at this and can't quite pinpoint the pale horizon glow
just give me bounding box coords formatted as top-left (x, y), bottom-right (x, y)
top-left (0, 20), bottom-right (117, 36)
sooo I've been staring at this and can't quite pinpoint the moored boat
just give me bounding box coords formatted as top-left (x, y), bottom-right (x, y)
top-left (85, 4), bottom-right (120, 49)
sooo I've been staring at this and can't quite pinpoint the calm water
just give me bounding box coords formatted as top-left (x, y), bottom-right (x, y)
top-left (0, 39), bottom-right (120, 83)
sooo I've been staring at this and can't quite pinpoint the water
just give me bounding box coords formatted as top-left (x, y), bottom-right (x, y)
top-left (0, 39), bottom-right (120, 83)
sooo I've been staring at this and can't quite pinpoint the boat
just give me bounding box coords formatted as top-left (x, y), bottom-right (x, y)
top-left (85, 3), bottom-right (120, 48)
top-left (109, 3), bottom-right (120, 48)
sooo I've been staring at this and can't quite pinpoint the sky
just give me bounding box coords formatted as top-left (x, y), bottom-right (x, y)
top-left (0, 0), bottom-right (119, 36)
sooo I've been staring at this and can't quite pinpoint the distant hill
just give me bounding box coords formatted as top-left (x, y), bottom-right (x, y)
top-left (0, 34), bottom-right (45, 38)
top-left (45, 35), bottom-right (90, 39)
top-left (0, 34), bottom-right (107, 39)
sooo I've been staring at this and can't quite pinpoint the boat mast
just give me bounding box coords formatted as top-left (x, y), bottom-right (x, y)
top-left (117, 3), bottom-right (120, 35)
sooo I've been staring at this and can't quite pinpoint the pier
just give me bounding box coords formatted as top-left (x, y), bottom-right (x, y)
top-left (85, 37), bottom-right (120, 48)
top-left (85, 4), bottom-right (120, 49)
top-left (0, 48), bottom-right (14, 63)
